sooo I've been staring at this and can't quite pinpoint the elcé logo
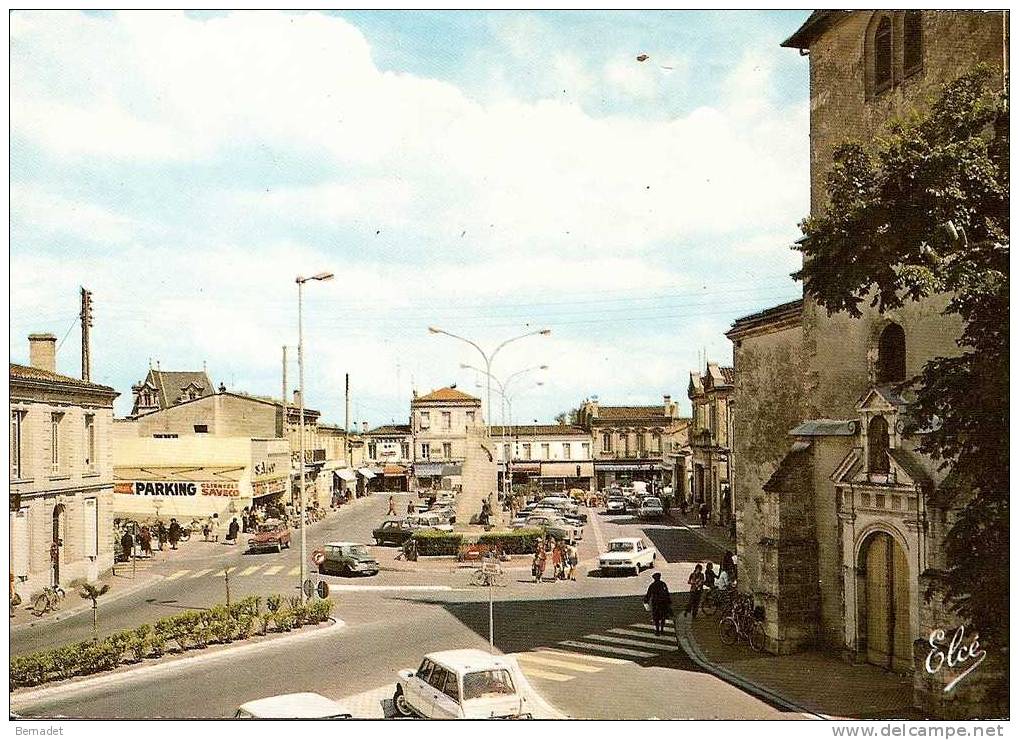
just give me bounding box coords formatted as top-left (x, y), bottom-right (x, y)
top-left (925, 626), bottom-right (987, 693)
top-left (133, 482), bottom-right (198, 496)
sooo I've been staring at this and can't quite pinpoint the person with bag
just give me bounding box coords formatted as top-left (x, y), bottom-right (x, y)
top-left (566, 542), bottom-right (579, 581)
top-left (685, 563), bottom-right (705, 618)
top-left (643, 572), bottom-right (673, 636)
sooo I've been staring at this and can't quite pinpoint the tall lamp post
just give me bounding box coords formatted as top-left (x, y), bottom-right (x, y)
top-left (428, 327), bottom-right (551, 431)
top-left (297, 271), bottom-right (334, 602)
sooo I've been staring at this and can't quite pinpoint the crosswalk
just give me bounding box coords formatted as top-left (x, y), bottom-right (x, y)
top-left (157, 563), bottom-right (303, 582)
top-left (512, 620), bottom-right (679, 684)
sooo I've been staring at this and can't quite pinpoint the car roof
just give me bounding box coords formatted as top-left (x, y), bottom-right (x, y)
top-left (424, 649), bottom-right (513, 672)
top-left (642, 497), bottom-right (662, 503)
top-left (237, 692), bottom-right (349, 718)
top-left (608, 537), bottom-right (642, 544)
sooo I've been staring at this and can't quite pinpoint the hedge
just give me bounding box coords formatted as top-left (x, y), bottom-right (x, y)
top-left (10, 595), bottom-right (334, 690)
top-left (478, 528), bottom-right (544, 554)
top-left (410, 530), bottom-right (464, 556)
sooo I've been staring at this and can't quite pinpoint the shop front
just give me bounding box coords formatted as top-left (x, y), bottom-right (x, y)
top-left (413, 462), bottom-right (444, 491)
top-left (594, 461), bottom-right (666, 492)
top-left (332, 467), bottom-right (356, 503)
top-left (381, 464), bottom-right (409, 492)
top-left (537, 461), bottom-right (594, 493)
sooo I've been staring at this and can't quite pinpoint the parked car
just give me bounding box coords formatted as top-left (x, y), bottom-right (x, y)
top-left (373, 519), bottom-right (415, 546)
top-left (538, 496), bottom-right (587, 522)
top-left (406, 513), bottom-right (454, 532)
top-left (638, 497), bottom-right (665, 520)
top-left (512, 514), bottom-right (582, 543)
top-left (247, 519), bottom-right (291, 553)
top-left (599, 537), bottom-right (657, 576)
top-left (605, 496), bottom-right (627, 514)
top-left (393, 649), bottom-right (531, 719)
top-left (318, 541), bottom-right (380, 577)
top-left (235, 692), bottom-right (351, 719)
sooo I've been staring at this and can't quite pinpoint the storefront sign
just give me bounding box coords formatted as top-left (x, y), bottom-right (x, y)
top-left (252, 477), bottom-right (287, 497)
top-left (116, 481), bottom-right (241, 497)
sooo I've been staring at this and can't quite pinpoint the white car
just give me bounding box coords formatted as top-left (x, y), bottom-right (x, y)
top-left (512, 513), bottom-right (582, 543)
top-left (394, 649), bottom-right (531, 719)
top-left (605, 496), bottom-right (627, 513)
top-left (639, 497), bottom-right (665, 519)
top-left (234, 692), bottom-right (352, 719)
top-left (405, 513), bottom-right (454, 531)
top-left (599, 537), bottom-right (657, 576)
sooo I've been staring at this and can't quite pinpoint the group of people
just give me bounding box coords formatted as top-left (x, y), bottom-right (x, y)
top-left (531, 538), bottom-right (579, 582)
top-left (116, 518), bottom-right (184, 562)
top-left (684, 550), bottom-right (738, 618)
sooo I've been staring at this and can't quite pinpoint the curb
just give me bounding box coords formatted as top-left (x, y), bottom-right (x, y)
top-left (674, 614), bottom-right (827, 720)
top-left (11, 573), bottom-right (166, 634)
top-left (11, 618), bottom-right (347, 708)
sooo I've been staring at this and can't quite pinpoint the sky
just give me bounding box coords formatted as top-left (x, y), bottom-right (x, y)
top-left (10, 10), bottom-right (811, 428)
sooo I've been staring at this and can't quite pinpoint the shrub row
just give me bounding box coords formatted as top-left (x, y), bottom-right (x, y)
top-left (410, 530), bottom-right (464, 556)
top-left (477, 528), bottom-right (543, 554)
top-left (10, 595), bottom-right (334, 690)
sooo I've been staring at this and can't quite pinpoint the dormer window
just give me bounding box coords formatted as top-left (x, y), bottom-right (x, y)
top-left (868, 415), bottom-right (890, 474)
top-left (876, 322), bottom-right (906, 384)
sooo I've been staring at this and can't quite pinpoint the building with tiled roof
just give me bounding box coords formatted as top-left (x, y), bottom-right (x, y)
top-left (688, 362), bottom-right (734, 525)
top-left (413, 386), bottom-right (480, 404)
top-left (10, 334), bottom-right (120, 599)
top-left (129, 365), bottom-right (215, 417)
top-left (364, 424), bottom-right (413, 491)
top-left (409, 386), bottom-right (484, 486)
top-left (489, 424), bottom-right (594, 494)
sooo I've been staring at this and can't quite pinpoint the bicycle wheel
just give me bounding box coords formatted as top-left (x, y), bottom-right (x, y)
top-left (32, 594), bottom-right (50, 616)
top-left (701, 591), bottom-right (718, 616)
top-left (468, 571), bottom-right (485, 587)
top-left (718, 617), bottom-right (738, 646)
top-left (749, 620), bottom-right (766, 652)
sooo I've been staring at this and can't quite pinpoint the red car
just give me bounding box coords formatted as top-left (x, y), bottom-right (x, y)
top-left (247, 519), bottom-right (292, 553)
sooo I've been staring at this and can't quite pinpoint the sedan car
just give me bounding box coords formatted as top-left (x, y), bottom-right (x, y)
top-left (406, 512), bottom-right (455, 531)
top-left (393, 649), bottom-right (530, 719)
top-left (235, 692), bottom-right (351, 719)
top-left (638, 497), bottom-right (665, 519)
top-left (247, 520), bottom-right (291, 553)
top-left (373, 519), bottom-right (415, 546)
top-left (599, 537), bottom-right (657, 576)
top-left (318, 541), bottom-right (379, 577)
top-left (512, 514), bottom-right (582, 543)
top-left (605, 496), bottom-right (627, 514)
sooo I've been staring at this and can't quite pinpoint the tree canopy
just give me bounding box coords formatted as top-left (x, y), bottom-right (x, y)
top-left (794, 68), bottom-right (1009, 675)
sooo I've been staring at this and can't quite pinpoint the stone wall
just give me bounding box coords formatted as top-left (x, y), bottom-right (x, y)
top-left (456, 428), bottom-right (499, 526)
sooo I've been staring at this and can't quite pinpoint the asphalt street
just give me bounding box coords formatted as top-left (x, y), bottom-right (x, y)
top-left (11, 494), bottom-right (791, 720)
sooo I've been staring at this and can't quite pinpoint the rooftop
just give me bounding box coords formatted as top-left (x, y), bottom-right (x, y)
top-left (413, 386), bottom-right (481, 404)
top-left (781, 10), bottom-right (844, 50)
top-left (10, 363), bottom-right (118, 396)
top-left (366, 424), bottom-right (412, 436)
top-left (727, 298), bottom-right (804, 340)
top-left (594, 405), bottom-right (671, 423)
top-left (490, 424), bottom-right (589, 437)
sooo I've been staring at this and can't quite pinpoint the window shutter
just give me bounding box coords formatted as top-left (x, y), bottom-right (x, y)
top-left (12, 509), bottom-right (29, 578)
top-left (84, 498), bottom-right (98, 558)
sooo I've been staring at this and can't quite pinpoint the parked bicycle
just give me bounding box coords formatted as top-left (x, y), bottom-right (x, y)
top-left (32, 585), bottom-right (66, 616)
top-left (718, 594), bottom-right (765, 651)
top-left (468, 560), bottom-right (504, 588)
top-left (701, 586), bottom-right (736, 616)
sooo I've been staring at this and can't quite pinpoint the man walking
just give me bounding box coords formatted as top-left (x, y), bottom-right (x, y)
top-left (227, 517), bottom-right (240, 545)
top-left (407, 499), bottom-right (416, 515)
top-left (698, 501), bottom-right (709, 528)
top-left (388, 496), bottom-right (397, 516)
top-left (168, 519), bottom-right (181, 550)
top-left (643, 573), bottom-right (672, 636)
top-left (120, 529), bottom-right (134, 563)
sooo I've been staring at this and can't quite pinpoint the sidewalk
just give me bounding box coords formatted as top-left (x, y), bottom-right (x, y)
top-left (679, 613), bottom-right (921, 719)
top-left (668, 509), bottom-right (736, 552)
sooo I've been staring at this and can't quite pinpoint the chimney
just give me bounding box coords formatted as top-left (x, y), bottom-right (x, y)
top-left (28, 334), bottom-right (57, 373)
top-left (293, 389), bottom-right (302, 408)
top-left (361, 421), bottom-right (368, 434)
top-left (664, 394), bottom-right (673, 418)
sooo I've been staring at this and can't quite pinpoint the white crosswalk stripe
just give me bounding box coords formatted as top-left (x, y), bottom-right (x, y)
top-left (513, 652), bottom-right (602, 673)
top-left (188, 569), bottom-right (212, 579)
top-left (287, 566), bottom-right (300, 576)
top-left (582, 633), bottom-right (676, 651)
top-left (263, 565), bottom-right (284, 576)
top-left (164, 570), bottom-right (189, 581)
top-left (558, 639), bottom-right (657, 658)
top-left (607, 627), bottom-right (678, 643)
top-left (517, 666), bottom-right (573, 682)
top-left (537, 648), bottom-right (630, 665)
top-left (238, 565), bottom-right (261, 577)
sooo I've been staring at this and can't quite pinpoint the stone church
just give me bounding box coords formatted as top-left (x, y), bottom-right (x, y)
top-left (726, 11), bottom-right (1007, 717)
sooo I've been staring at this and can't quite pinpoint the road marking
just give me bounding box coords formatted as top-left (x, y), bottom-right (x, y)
top-left (513, 653), bottom-right (602, 673)
top-left (557, 640), bottom-right (657, 658)
top-left (164, 570), bottom-right (189, 581)
top-left (608, 627), bottom-right (678, 643)
top-left (188, 569), bottom-right (212, 579)
top-left (627, 622), bottom-right (676, 634)
top-left (517, 666), bottom-right (574, 682)
top-left (589, 509), bottom-right (608, 554)
top-left (287, 566), bottom-right (300, 576)
top-left (218, 567), bottom-right (236, 576)
top-left (238, 565), bottom-right (261, 577)
top-left (536, 648), bottom-right (630, 665)
top-left (263, 565), bottom-right (283, 576)
top-left (582, 633), bottom-right (673, 651)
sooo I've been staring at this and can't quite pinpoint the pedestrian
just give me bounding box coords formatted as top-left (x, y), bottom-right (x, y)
top-left (228, 517), bottom-right (240, 545)
top-left (551, 541), bottom-right (563, 581)
top-left (388, 496), bottom-right (397, 516)
top-left (643, 572), bottom-right (673, 636)
top-left (679, 494), bottom-right (688, 516)
top-left (120, 529), bottom-right (134, 563)
top-left (407, 499), bottom-right (416, 515)
top-left (140, 526), bottom-right (153, 558)
top-left (211, 514), bottom-right (221, 543)
top-left (533, 544), bottom-right (547, 583)
top-left (168, 519), bottom-right (181, 550)
top-left (566, 542), bottom-right (579, 581)
top-left (685, 564), bottom-right (705, 618)
top-left (721, 550), bottom-right (736, 580)
top-left (704, 561), bottom-right (717, 590)
top-left (699, 501), bottom-right (709, 528)
top-left (202, 518), bottom-right (211, 542)
top-left (156, 519), bottom-right (167, 546)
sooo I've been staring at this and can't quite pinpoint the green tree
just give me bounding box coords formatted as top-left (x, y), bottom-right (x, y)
top-left (795, 68), bottom-right (1008, 681)
top-left (79, 582), bottom-right (112, 641)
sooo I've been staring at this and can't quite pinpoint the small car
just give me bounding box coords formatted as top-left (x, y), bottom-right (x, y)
top-left (393, 649), bottom-right (531, 719)
top-left (247, 520), bottom-right (291, 553)
top-left (373, 519), bottom-right (415, 546)
top-left (318, 541), bottom-right (380, 577)
top-left (235, 692), bottom-right (352, 719)
top-left (512, 514), bottom-right (581, 543)
top-left (639, 497), bottom-right (665, 519)
top-left (599, 537), bottom-right (657, 576)
top-left (605, 496), bottom-right (627, 513)
top-left (406, 513), bottom-right (454, 532)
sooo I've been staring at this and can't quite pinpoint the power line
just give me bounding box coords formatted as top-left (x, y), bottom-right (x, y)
top-left (54, 315), bottom-right (80, 353)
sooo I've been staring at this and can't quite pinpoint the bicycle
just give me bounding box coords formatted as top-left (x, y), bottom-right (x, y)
top-left (468, 561), bottom-right (504, 588)
top-left (701, 586), bottom-right (736, 616)
top-left (32, 585), bottom-right (66, 616)
top-left (718, 596), bottom-right (765, 651)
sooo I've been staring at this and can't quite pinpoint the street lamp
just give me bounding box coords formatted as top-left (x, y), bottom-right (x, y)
top-left (429, 327), bottom-right (550, 432)
top-left (296, 271), bottom-right (333, 603)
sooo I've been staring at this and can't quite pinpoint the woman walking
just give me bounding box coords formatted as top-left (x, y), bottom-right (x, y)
top-left (685, 564), bottom-right (705, 618)
top-left (643, 573), bottom-right (673, 636)
top-left (532, 543), bottom-right (547, 583)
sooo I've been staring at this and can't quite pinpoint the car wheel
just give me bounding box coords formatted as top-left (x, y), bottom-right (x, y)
top-left (276, 542), bottom-right (282, 554)
top-left (393, 686), bottom-right (414, 717)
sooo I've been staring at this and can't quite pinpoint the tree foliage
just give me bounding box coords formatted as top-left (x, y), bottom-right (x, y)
top-left (795, 68), bottom-right (1009, 662)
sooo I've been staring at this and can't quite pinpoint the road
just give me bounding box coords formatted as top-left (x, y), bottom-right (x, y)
top-left (12, 494), bottom-right (793, 720)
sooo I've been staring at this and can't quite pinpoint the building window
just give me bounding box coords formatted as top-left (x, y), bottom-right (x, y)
top-left (368, 443), bottom-right (378, 459)
top-left (874, 16), bottom-right (893, 91)
top-left (541, 443), bottom-right (550, 460)
top-left (401, 443), bottom-right (410, 459)
top-left (84, 414), bottom-right (96, 473)
top-left (442, 442), bottom-right (452, 459)
top-left (193, 424), bottom-right (209, 434)
top-left (903, 11), bottom-right (923, 75)
top-left (504, 444), bottom-right (511, 460)
top-left (441, 411), bottom-right (451, 431)
top-left (11, 410), bottom-right (25, 479)
top-left (421, 443), bottom-right (430, 460)
top-left (601, 433), bottom-right (612, 453)
top-left (876, 322), bottom-right (906, 384)
top-left (652, 434), bottom-right (662, 454)
top-left (522, 444), bottom-right (531, 460)
top-left (153, 433), bottom-right (178, 439)
top-left (868, 415), bottom-right (890, 474)
top-left (466, 411), bottom-right (475, 425)
top-left (563, 443), bottom-right (571, 459)
top-left (621, 434), bottom-right (630, 456)
top-left (581, 442), bottom-right (590, 459)
top-left (51, 413), bottom-right (63, 473)
top-left (419, 412), bottom-right (430, 430)
top-left (636, 434), bottom-right (645, 456)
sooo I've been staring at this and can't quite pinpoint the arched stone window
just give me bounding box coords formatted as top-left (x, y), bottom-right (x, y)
top-left (903, 11), bottom-right (923, 76)
top-left (874, 16), bottom-right (893, 91)
top-left (876, 322), bottom-right (906, 384)
top-left (868, 416), bottom-right (890, 474)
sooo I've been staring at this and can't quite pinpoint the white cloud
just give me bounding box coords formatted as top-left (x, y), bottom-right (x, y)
top-left (11, 184), bottom-right (139, 243)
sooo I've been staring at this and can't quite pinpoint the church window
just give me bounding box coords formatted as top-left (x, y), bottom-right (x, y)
top-left (868, 416), bottom-right (890, 474)
top-left (903, 11), bottom-right (923, 75)
top-left (876, 323), bottom-right (906, 384)
top-left (874, 16), bottom-right (893, 91)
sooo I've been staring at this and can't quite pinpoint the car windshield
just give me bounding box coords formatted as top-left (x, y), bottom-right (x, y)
top-left (643, 498), bottom-right (662, 506)
top-left (608, 542), bottom-right (635, 552)
top-left (257, 524), bottom-right (277, 533)
top-left (345, 545), bottom-right (369, 557)
top-left (462, 669), bottom-right (516, 700)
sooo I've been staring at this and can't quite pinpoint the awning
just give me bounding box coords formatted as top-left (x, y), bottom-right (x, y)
top-left (508, 462), bottom-right (541, 474)
top-left (540, 462), bottom-right (594, 478)
top-left (414, 462), bottom-right (444, 477)
top-left (595, 462), bottom-right (666, 472)
top-left (441, 463), bottom-right (462, 476)
top-left (357, 467), bottom-right (375, 480)
top-left (383, 464), bottom-right (408, 477)
top-left (334, 469), bottom-right (356, 482)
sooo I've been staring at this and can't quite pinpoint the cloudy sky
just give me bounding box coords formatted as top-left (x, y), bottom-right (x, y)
top-left (10, 10), bottom-right (810, 427)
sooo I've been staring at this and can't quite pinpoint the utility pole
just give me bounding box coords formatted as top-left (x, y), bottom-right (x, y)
top-left (80, 288), bottom-right (93, 382)
top-left (282, 346), bottom-right (289, 435)
top-left (344, 373), bottom-right (351, 466)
